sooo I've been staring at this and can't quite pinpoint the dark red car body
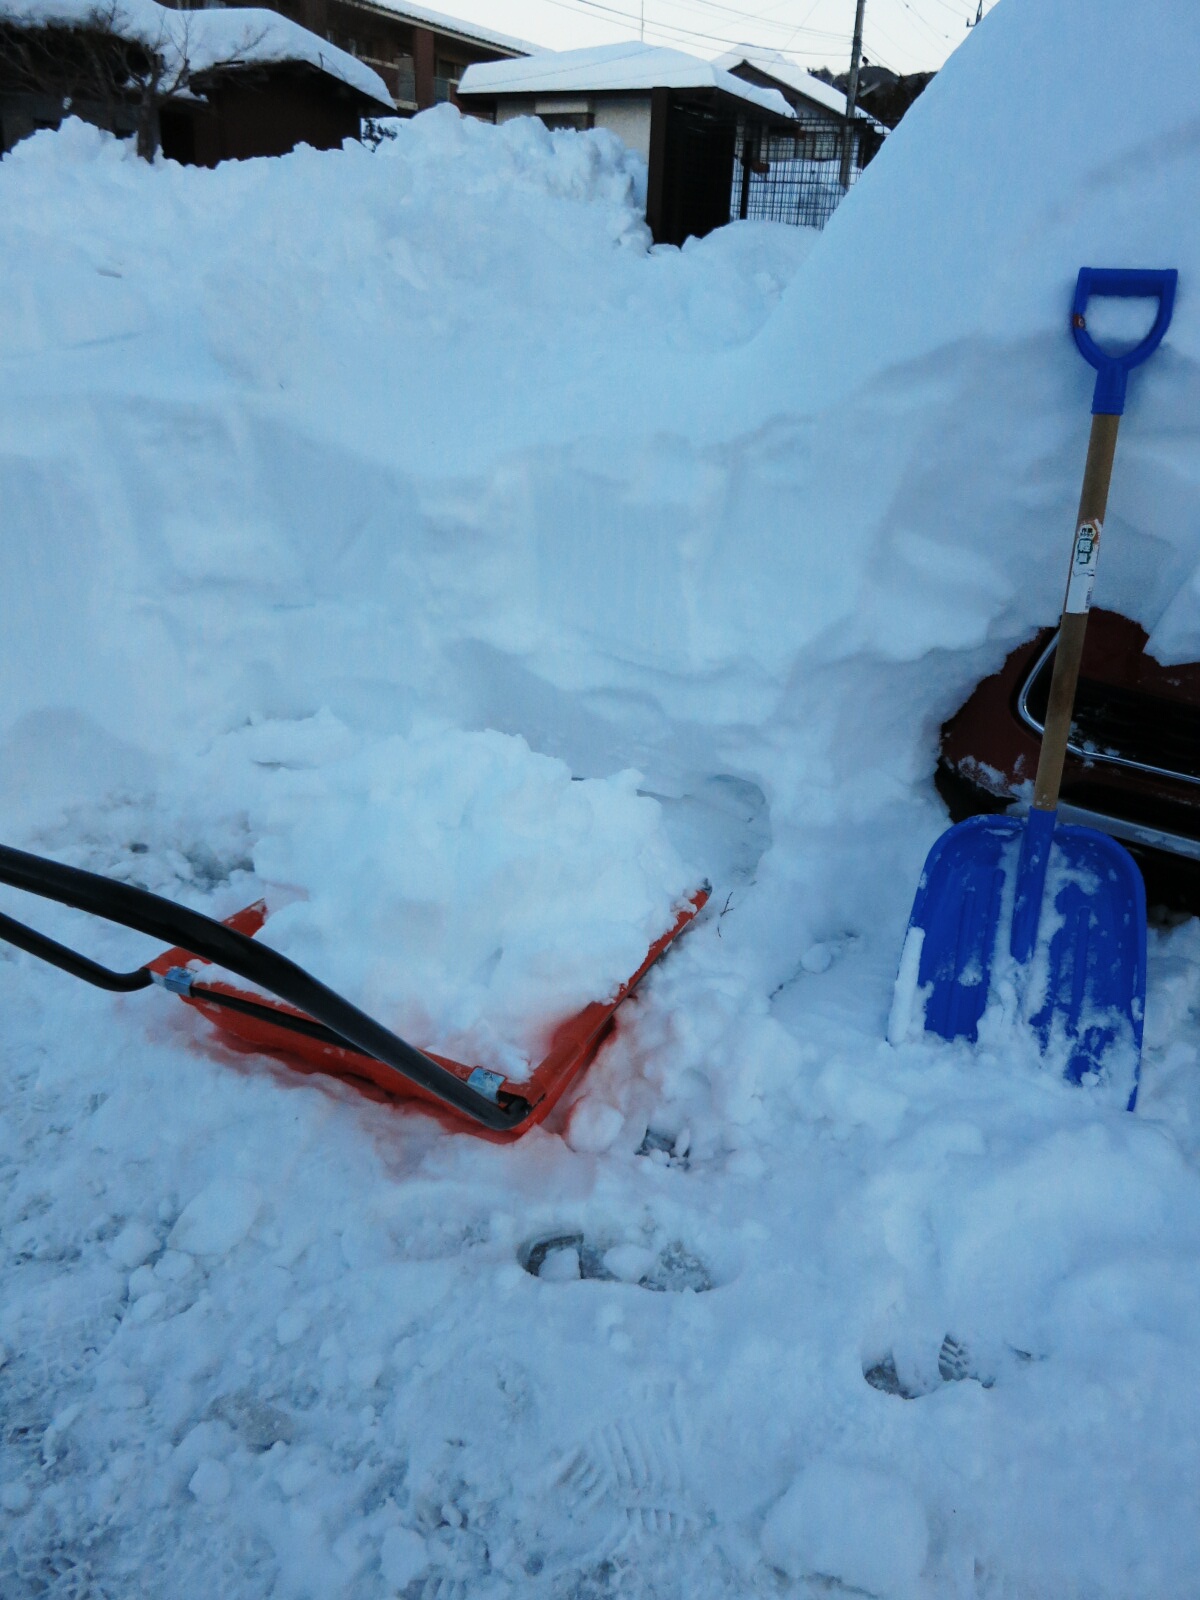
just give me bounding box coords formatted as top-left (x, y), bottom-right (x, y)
top-left (938, 607), bottom-right (1200, 907)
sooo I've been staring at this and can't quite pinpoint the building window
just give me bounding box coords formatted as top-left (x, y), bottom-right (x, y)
top-left (395, 50), bottom-right (416, 104)
top-left (433, 57), bottom-right (463, 102)
top-left (540, 112), bottom-right (593, 133)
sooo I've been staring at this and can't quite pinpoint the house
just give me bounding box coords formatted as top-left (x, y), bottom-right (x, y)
top-left (457, 42), bottom-right (800, 248)
top-left (813, 63), bottom-right (933, 132)
top-left (161, 9), bottom-right (395, 164)
top-left (715, 50), bottom-right (887, 228)
top-left (214, 0), bottom-right (531, 115)
top-left (0, 0), bottom-right (393, 160)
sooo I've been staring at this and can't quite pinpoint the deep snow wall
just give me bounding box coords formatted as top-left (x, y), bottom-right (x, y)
top-left (743, 0), bottom-right (1200, 668)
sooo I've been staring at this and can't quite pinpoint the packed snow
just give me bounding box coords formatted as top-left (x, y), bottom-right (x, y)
top-left (3, 1), bottom-right (1200, 1597)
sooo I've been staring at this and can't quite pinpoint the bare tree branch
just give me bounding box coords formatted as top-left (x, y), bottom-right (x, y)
top-left (0, 3), bottom-right (270, 159)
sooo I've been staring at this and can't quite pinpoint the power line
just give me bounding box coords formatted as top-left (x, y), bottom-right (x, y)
top-left (900, 2), bottom-right (952, 47)
top-left (649, 0), bottom-right (852, 47)
top-left (536, 0), bottom-right (850, 45)
top-left (645, 0), bottom-right (844, 28)
top-left (532, 0), bottom-right (851, 51)
top-left (525, 0), bottom-right (953, 74)
top-left (784, 0), bottom-right (829, 49)
top-left (864, 13), bottom-right (924, 66)
top-left (862, 44), bottom-right (900, 72)
top-left (665, 0), bottom-right (955, 60)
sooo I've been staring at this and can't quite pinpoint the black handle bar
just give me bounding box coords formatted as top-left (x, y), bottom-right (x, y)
top-left (0, 843), bottom-right (531, 1132)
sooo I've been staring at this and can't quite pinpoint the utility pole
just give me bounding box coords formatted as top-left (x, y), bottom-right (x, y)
top-left (838, 0), bottom-right (866, 191)
top-left (639, 1), bottom-right (644, 42)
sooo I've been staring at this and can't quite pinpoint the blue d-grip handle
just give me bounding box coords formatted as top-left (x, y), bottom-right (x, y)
top-left (1071, 267), bottom-right (1177, 415)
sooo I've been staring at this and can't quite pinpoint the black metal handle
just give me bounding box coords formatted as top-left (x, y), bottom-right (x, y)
top-left (0, 908), bottom-right (153, 991)
top-left (0, 843), bottom-right (531, 1132)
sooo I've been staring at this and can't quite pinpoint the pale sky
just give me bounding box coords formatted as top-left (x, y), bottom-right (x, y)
top-left (435, 0), bottom-right (996, 80)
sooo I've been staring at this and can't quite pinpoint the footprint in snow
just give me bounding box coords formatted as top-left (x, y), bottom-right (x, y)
top-left (551, 1417), bottom-right (705, 1560)
top-left (519, 1233), bottom-right (713, 1293)
top-left (864, 1334), bottom-right (1040, 1398)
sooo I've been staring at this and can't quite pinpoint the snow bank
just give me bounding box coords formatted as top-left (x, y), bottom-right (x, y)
top-left (0, 109), bottom-right (776, 1064)
top-left (741, 0), bottom-right (1200, 670)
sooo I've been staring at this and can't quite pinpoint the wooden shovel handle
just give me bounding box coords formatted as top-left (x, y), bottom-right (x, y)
top-left (1032, 412), bottom-right (1121, 813)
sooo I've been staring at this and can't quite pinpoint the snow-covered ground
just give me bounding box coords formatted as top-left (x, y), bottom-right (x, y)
top-left (3, 1), bottom-right (1200, 1595)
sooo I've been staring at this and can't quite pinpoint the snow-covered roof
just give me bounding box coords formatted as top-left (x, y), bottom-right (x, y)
top-left (0, 0), bottom-right (394, 108)
top-left (459, 43), bottom-right (797, 123)
top-left (357, 1), bottom-right (532, 57)
top-left (714, 50), bottom-right (880, 126)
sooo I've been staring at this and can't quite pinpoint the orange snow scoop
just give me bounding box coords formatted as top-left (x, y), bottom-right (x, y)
top-left (0, 842), bottom-right (707, 1138)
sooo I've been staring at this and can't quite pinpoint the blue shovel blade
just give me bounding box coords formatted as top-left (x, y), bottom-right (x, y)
top-left (894, 813), bottom-right (1146, 1105)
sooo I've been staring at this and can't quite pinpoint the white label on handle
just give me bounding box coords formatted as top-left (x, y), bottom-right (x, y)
top-left (1065, 519), bottom-right (1101, 614)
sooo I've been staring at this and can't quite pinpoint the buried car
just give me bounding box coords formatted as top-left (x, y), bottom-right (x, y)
top-left (937, 606), bottom-right (1200, 909)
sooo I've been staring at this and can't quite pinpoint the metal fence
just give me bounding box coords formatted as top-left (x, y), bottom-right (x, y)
top-left (732, 118), bottom-right (864, 230)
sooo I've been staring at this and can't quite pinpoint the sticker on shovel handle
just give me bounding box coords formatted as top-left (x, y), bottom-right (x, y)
top-left (1065, 519), bottom-right (1101, 613)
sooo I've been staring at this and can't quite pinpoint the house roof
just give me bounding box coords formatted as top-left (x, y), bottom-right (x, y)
top-left (458, 42), bottom-right (797, 122)
top-left (714, 50), bottom-right (886, 130)
top-left (0, 0), bottom-right (394, 108)
top-left (353, 1), bottom-right (532, 58)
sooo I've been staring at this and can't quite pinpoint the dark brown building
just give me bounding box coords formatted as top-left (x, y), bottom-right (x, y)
top-left (161, 57), bottom-right (388, 166)
top-left (0, 1), bottom-right (394, 161)
top-left (211, 0), bottom-right (530, 114)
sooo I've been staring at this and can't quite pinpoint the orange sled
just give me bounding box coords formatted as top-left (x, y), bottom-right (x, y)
top-left (0, 842), bottom-right (707, 1137)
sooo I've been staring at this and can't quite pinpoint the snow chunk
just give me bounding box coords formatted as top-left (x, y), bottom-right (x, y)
top-left (169, 1179), bottom-right (261, 1257)
top-left (188, 1458), bottom-right (232, 1504)
top-left (129, 1289), bottom-right (166, 1322)
top-left (536, 1245), bottom-right (581, 1282)
top-left (1, 1482), bottom-right (32, 1512)
top-left (762, 1461), bottom-right (929, 1599)
top-left (276, 1307), bottom-right (309, 1346)
top-left (565, 1098), bottom-right (625, 1153)
top-left (602, 1244), bottom-right (657, 1282)
top-left (106, 1220), bottom-right (159, 1271)
top-left (380, 1526), bottom-right (429, 1589)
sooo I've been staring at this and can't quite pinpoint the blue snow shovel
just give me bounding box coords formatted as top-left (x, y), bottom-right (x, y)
top-left (890, 267), bottom-right (1177, 1108)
